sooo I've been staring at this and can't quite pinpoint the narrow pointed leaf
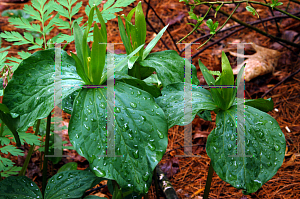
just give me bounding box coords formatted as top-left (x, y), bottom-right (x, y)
top-left (142, 25), bottom-right (169, 60)
top-left (135, 2), bottom-right (146, 57)
top-left (73, 22), bottom-right (84, 64)
top-left (71, 52), bottom-right (90, 84)
top-left (128, 55), bottom-right (139, 69)
top-left (118, 16), bottom-right (132, 54)
top-left (198, 59), bottom-right (215, 85)
top-left (90, 23), bottom-right (106, 85)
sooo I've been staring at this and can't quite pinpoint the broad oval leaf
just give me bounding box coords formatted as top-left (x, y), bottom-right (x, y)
top-left (44, 170), bottom-right (101, 199)
top-left (138, 50), bottom-right (199, 87)
top-left (68, 82), bottom-right (168, 194)
top-left (57, 162), bottom-right (78, 173)
top-left (114, 72), bottom-right (161, 97)
top-left (155, 82), bottom-right (217, 128)
top-left (206, 105), bottom-right (286, 194)
top-left (0, 176), bottom-right (43, 198)
top-left (3, 49), bottom-right (84, 131)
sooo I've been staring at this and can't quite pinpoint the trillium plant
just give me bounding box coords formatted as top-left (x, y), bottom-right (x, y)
top-left (0, 0), bottom-right (286, 198)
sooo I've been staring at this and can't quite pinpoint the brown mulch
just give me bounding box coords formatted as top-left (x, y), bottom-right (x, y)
top-left (0, 0), bottom-right (300, 198)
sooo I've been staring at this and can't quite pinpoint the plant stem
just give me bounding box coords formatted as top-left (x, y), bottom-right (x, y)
top-left (153, 167), bottom-right (160, 199)
top-left (178, 5), bottom-right (212, 43)
top-left (197, 3), bottom-right (240, 49)
top-left (42, 113), bottom-right (51, 195)
top-left (203, 162), bottom-right (214, 199)
top-left (155, 165), bottom-right (179, 199)
top-left (0, 121), bottom-right (4, 137)
top-left (19, 119), bottom-right (41, 176)
top-left (210, 4), bottom-right (300, 48)
top-left (263, 0), bottom-right (281, 35)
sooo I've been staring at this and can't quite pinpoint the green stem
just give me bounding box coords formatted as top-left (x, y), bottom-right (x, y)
top-left (198, 3), bottom-right (240, 49)
top-left (0, 121), bottom-right (4, 137)
top-left (190, 1), bottom-right (300, 21)
top-left (211, 4), bottom-right (300, 48)
top-left (263, 0), bottom-right (281, 34)
top-left (112, 180), bottom-right (123, 199)
top-left (178, 5), bottom-right (212, 43)
top-left (153, 167), bottom-right (160, 199)
top-left (42, 113), bottom-right (51, 195)
top-left (203, 162), bottom-right (214, 199)
top-left (19, 120), bottom-right (41, 176)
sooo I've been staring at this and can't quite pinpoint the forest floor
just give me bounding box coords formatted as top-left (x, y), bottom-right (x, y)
top-left (0, 0), bottom-right (300, 198)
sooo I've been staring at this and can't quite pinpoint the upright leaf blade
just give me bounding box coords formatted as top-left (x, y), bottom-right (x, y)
top-left (135, 2), bottom-right (146, 57)
top-left (142, 25), bottom-right (169, 60)
top-left (118, 16), bottom-right (132, 54)
top-left (73, 21), bottom-right (84, 64)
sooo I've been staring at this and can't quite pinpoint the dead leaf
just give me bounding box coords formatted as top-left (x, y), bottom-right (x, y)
top-left (160, 157), bottom-right (180, 178)
top-left (230, 43), bottom-right (281, 82)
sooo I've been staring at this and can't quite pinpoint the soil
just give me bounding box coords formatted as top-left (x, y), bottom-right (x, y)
top-left (0, 0), bottom-right (300, 198)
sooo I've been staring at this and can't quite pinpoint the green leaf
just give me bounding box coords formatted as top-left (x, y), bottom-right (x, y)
top-left (143, 74), bottom-right (162, 87)
top-left (8, 17), bottom-right (41, 33)
top-left (206, 105), bottom-right (286, 194)
top-left (235, 98), bottom-right (274, 113)
top-left (73, 22), bottom-right (84, 64)
top-left (135, 2), bottom-right (146, 57)
top-left (128, 56), bottom-right (139, 69)
top-left (0, 111), bottom-right (21, 147)
top-left (142, 25), bottom-right (168, 60)
top-left (2, 9), bottom-right (33, 22)
top-left (0, 166), bottom-right (22, 177)
top-left (197, 110), bottom-right (212, 121)
top-left (44, 170), bottom-right (102, 198)
top-left (206, 19), bottom-right (218, 34)
top-left (198, 59), bottom-right (215, 85)
top-left (62, 89), bottom-right (80, 114)
top-left (214, 51), bottom-right (234, 109)
top-left (15, 132), bottom-right (41, 146)
top-left (0, 137), bottom-right (10, 146)
top-left (114, 72), bottom-right (161, 97)
top-left (84, 196), bottom-right (107, 199)
top-left (0, 176), bottom-right (42, 198)
top-left (246, 6), bottom-right (259, 18)
top-left (90, 23), bottom-right (106, 85)
top-left (0, 145), bottom-right (24, 156)
top-left (0, 31), bottom-right (36, 46)
top-left (101, 0), bottom-right (137, 22)
top-left (118, 16), bottom-right (133, 55)
top-left (3, 49), bottom-right (84, 132)
top-left (71, 52), bottom-right (90, 84)
top-left (100, 45), bottom-right (145, 84)
top-left (57, 162), bottom-right (78, 173)
top-left (0, 156), bottom-right (14, 171)
top-left (139, 50), bottom-right (199, 87)
top-left (0, 104), bottom-right (9, 114)
top-left (155, 82), bottom-right (217, 128)
top-left (68, 82), bottom-right (168, 194)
